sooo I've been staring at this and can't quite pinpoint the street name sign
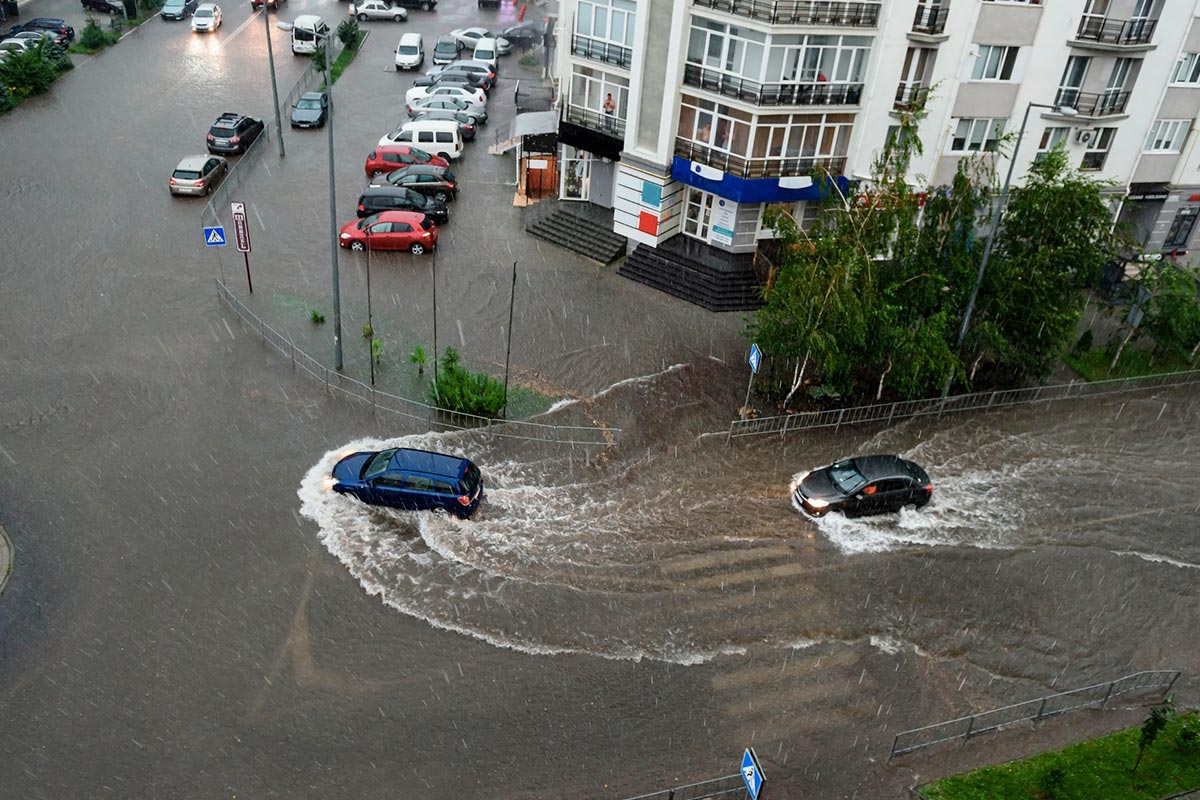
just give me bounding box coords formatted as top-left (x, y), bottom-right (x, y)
top-left (231, 201), bottom-right (252, 254)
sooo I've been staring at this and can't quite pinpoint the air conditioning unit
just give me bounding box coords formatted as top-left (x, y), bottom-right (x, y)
top-left (1075, 128), bottom-right (1097, 145)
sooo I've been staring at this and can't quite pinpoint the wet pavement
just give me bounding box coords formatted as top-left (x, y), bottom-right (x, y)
top-left (1, 1), bottom-right (1198, 797)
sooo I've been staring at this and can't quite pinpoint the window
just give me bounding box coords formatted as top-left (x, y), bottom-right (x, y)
top-left (1144, 120), bottom-right (1190, 153)
top-left (971, 45), bottom-right (1018, 81)
top-left (756, 201), bottom-right (820, 239)
top-left (569, 64), bottom-right (629, 119)
top-left (950, 118), bottom-right (1006, 153)
top-left (1172, 53), bottom-right (1200, 85)
top-left (686, 22), bottom-right (871, 86)
top-left (1035, 127), bottom-right (1069, 163)
top-left (677, 96), bottom-right (853, 166)
top-left (981, 0), bottom-right (1041, 4)
top-left (1080, 127), bottom-right (1115, 170)
top-left (1164, 206), bottom-right (1199, 248)
top-left (576, 0), bottom-right (635, 48)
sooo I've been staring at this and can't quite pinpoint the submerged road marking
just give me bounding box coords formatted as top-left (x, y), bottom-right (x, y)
top-left (225, 10), bottom-right (261, 46)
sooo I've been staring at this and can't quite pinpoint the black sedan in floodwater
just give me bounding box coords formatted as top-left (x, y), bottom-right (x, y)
top-left (792, 454), bottom-right (932, 518)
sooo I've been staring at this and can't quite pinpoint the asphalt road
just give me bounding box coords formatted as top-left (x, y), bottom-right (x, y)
top-left (1, 0), bottom-right (1198, 798)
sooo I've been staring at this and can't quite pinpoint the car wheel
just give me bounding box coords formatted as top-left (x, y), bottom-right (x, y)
top-left (350, 241), bottom-right (366, 252)
top-left (372, 170), bottom-right (385, 178)
top-left (434, 190), bottom-right (449, 203)
top-left (357, 12), bottom-right (367, 20)
top-left (410, 243), bottom-right (426, 255)
top-left (421, 0), bottom-right (431, 9)
top-left (437, 153), bottom-right (450, 162)
top-left (393, 13), bottom-right (402, 21)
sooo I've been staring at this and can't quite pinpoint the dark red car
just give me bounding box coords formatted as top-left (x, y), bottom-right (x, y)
top-left (364, 145), bottom-right (449, 178)
top-left (339, 210), bottom-right (438, 255)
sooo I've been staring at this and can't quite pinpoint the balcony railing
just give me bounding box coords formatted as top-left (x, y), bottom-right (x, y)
top-left (683, 64), bottom-right (864, 107)
top-left (1075, 16), bottom-right (1156, 46)
top-left (911, 4), bottom-right (948, 35)
top-left (564, 104), bottom-right (627, 138)
top-left (894, 82), bottom-right (930, 109)
top-left (692, 0), bottom-right (880, 27)
top-left (675, 137), bottom-right (847, 179)
top-left (571, 34), bottom-right (633, 69)
top-left (1054, 88), bottom-right (1130, 116)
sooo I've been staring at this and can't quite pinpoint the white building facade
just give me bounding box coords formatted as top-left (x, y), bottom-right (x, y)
top-left (552, 0), bottom-right (1200, 309)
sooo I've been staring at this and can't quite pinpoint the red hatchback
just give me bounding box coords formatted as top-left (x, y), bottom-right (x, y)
top-left (364, 145), bottom-right (449, 178)
top-left (339, 211), bottom-right (438, 255)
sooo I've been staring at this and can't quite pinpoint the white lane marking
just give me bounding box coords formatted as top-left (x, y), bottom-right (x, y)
top-left (224, 10), bottom-right (261, 45)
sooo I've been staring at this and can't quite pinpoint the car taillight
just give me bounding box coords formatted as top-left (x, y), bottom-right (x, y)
top-left (230, 135), bottom-right (240, 143)
top-left (169, 177), bottom-right (177, 185)
top-left (193, 180), bottom-right (205, 186)
top-left (456, 494), bottom-right (471, 506)
top-left (924, 483), bottom-right (934, 493)
top-left (357, 204), bottom-right (365, 211)
top-left (206, 134), bottom-right (214, 141)
top-left (422, 231), bottom-right (432, 239)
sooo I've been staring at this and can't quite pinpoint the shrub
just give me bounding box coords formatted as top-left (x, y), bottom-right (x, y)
top-left (336, 18), bottom-right (360, 49)
top-left (309, 309), bottom-right (325, 324)
top-left (429, 347), bottom-right (506, 417)
top-left (79, 17), bottom-right (119, 49)
top-left (1038, 766), bottom-right (1066, 799)
top-left (1072, 329), bottom-right (1093, 357)
top-left (0, 43), bottom-right (60, 100)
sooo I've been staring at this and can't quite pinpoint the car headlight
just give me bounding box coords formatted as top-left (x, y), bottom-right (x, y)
top-left (339, 233), bottom-right (351, 239)
top-left (323, 477), bottom-right (339, 491)
top-left (806, 497), bottom-right (829, 509)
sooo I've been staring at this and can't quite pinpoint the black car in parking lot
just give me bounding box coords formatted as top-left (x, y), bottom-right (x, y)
top-left (412, 71), bottom-right (493, 94)
top-left (369, 164), bottom-right (458, 202)
top-left (499, 21), bottom-right (544, 49)
top-left (792, 455), bottom-right (933, 518)
top-left (356, 186), bottom-right (449, 225)
top-left (82, 0), bottom-right (127, 14)
top-left (206, 112), bottom-right (265, 155)
top-left (7, 18), bottom-right (76, 43)
top-left (410, 108), bottom-right (476, 140)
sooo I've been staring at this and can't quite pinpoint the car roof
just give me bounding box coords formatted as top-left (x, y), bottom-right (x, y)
top-left (435, 35), bottom-right (457, 44)
top-left (387, 448), bottom-right (469, 478)
top-left (848, 455), bottom-right (913, 481)
top-left (299, 91), bottom-right (325, 100)
top-left (362, 185), bottom-right (415, 197)
top-left (196, 3), bottom-right (216, 9)
top-left (377, 143), bottom-right (422, 153)
top-left (399, 32), bottom-right (422, 43)
top-left (394, 164), bottom-right (447, 176)
top-left (177, 155), bottom-right (218, 169)
top-left (372, 210), bottom-right (426, 223)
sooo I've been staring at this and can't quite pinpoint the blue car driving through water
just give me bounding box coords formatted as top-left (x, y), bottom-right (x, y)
top-left (328, 447), bottom-right (484, 518)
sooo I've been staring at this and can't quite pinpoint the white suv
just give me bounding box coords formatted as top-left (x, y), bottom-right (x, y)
top-left (191, 3), bottom-right (222, 32)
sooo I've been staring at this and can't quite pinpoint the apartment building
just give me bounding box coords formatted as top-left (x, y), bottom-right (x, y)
top-left (550, 0), bottom-right (1200, 310)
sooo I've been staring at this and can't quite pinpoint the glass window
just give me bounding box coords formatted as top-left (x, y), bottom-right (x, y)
top-left (1144, 120), bottom-right (1189, 153)
top-left (950, 118), bottom-right (1006, 153)
top-left (971, 45), bottom-right (1018, 81)
top-left (1164, 207), bottom-right (1199, 248)
top-left (1080, 127), bottom-right (1115, 170)
top-left (363, 449), bottom-right (398, 479)
top-left (1172, 52), bottom-right (1200, 84)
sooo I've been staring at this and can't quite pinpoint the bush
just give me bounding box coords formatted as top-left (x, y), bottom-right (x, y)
top-left (79, 17), bottom-right (119, 50)
top-left (0, 42), bottom-right (61, 100)
top-left (336, 18), bottom-right (360, 49)
top-left (429, 347), bottom-right (506, 417)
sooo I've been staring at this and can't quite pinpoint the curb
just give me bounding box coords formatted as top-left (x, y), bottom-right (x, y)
top-left (0, 522), bottom-right (12, 597)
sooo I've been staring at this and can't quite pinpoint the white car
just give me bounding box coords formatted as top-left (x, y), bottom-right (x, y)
top-left (191, 3), bottom-right (222, 31)
top-left (349, 0), bottom-right (407, 22)
top-left (0, 38), bottom-right (34, 58)
top-left (449, 27), bottom-right (509, 54)
top-left (405, 84), bottom-right (486, 109)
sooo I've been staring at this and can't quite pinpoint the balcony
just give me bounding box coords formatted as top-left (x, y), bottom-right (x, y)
top-left (683, 64), bottom-right (863, 107)
top-left (1073, 16), bottom-right (1156, 48)
top-left (911, 4), bottom-right (948, 35)
top-left (1054, 88), bottom-right (1130, 117)
top-left (564, 104), bottom-right (626, 138)
top-left (691, 0), bottom-right (880, 28)
top-left (674, 137), bottom-right (846, 179)
top-left (893, 82), bottom-right (930, 110)
top-left (571, 34), bottom-right (633, 69)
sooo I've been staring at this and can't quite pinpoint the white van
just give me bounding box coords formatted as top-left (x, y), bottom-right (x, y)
top-left (388, 120), bottom-right (464, 161)
top-left (291, 15), bottom-right (328, 55)
top-left (395, 32), bottom-right (424, 70)
top-left (471, 37), bottom-right (499, 69)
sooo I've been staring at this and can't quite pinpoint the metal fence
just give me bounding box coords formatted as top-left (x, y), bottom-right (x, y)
top-left (728, 368), bottom-right (1200, 439)
top-left (889, 670), bottom-right (1182, 761)
top-left (620, 773), bottom-right (749, 800)
top-left (215, 280), bottom-right (619, 446)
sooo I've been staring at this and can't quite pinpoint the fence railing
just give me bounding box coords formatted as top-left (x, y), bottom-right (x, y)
top-left (682, 63), bottom-right (864, 107)
top-left (692, 0), bottom-right (880, 27)
top-left (911, 3), bottom-right (949, 34)
top-left (620, 773), bottom-right (749, 800)
top-left (675, 137), bottom-right (846, 180)
top-left (1054, 87), bottom-right (1131, 116)
top-left (727, 368), bottom-right (1200, 439)
top-left (571, 33), bottom-right (632, 69)
top-left (215, 280), bottom-right (619, 446)
top-left (1074, 16), bottom-right (1156, 45)
top-left (889, 670), bottom-right (1182, 761)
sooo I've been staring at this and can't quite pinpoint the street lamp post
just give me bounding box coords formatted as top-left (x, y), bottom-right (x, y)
top-left (262, 2), bottom-right (285, 158)
top-left (943, 100), bottom-right (1077, 397)
top-left (366, 225), bottom-right (374, 386)
top-left (324, 35), bottom-right (343, 371)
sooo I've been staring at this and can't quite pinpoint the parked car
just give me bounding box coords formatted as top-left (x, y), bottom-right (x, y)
top-left (405, 84), bottom-right (485, 109)
top-left (356, 185), bottom-right (449, 225)
top-left (338, 210), bottom-right (439, 255)
top-left (415, 68), bottom-right (493, 92)
top-left (499, 21), bottom-right (544, 49)
top-left (471, 37), bottom-right (500, 67)
top-left (0, 39), bottom-right (33, 59)
top-left (409, 108), bottom-right (476, 141)
top-left (169, 154), bottom-right (228, 197)
top-left (160, 0), bottom-right (199, 19)
top-left (394, 31), bottom-right (423, 69)
top-left (6, 19), bottom-right (75, 44)
top-left (431, 34), bottom-right (461, 65)
top-left (290, 91), bottom-right (328, 128)
top-left (791, 455), bottom-right (933, 519)
top-left (407, 95), bottom-right (487, 124)
top-left (384, 0), bottom-right (435, 10)
top-left (478, 0), bottom-right (499, 8)
top-left (9, 29), bottom-right (68, 47)
top-left (368, 164), bottom-right (458, 202)
top-left (191, 3), bottom-right (222, 31)
top-left (82, 0), bottom-right (126, 14)
top-left (249, 0), bottom-right (285, 9)
top-left (364, 144), bottom-right (448, 176)
top-left (329, 447), bottom-right (483, 518)
top-left (427, 59), bottom-right (495, 80)
top-left (349, 0), bottom-right (406, 21)
top-left (206, 112), bottom-right (264, 154)
top-left (449, 27), bottom-right (508, 54)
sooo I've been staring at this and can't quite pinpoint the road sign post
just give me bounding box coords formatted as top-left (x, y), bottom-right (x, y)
top-left (741, 747), bottom-right (765, 800)
top-left (742, 343), bottom-right (762, 419)
top-left (231, 201), bottom-right (253, 293)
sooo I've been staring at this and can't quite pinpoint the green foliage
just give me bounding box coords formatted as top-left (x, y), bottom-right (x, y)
top-left (920, 711), bottom-right (1200, 800)
top-left (371, 338), bottom-right (383, 365)
top-left (1134, 702), bottom-right (1173, 771)
top-left (336, 18), bottom-right (360, 49)
top-left (0, 84), bottom-right (12, 114)
top-left (1038, 765), bottom-right (1066, 799)
top-left (309, 309), bottom-right (325, 324)
top-left (429, 347), bottom-right (506, 417)
top-left (1140, 263), bottom-right (1200, 362)
top-left (1072, 329), bottom-right (1093, 357)
top-left (362, 323), bottom-right (373, 339)
top-left (78, 17), bottom-right (120, 50)
top-left (410, 344), bottom-right (427, 374)
top-left (310, 43), bottom-right (328, 73)
top-left (0, 41), bottom-right (61, 100)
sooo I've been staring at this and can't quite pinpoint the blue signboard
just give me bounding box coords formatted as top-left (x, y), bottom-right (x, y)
top-left (741, 748), bottom-right (764, 800)
top-left (748, 343), bottom-right (762, 374)
top-left (672, 156), bottom-right (851, 205)
top-left (203, 226), bottom-right (227, 247)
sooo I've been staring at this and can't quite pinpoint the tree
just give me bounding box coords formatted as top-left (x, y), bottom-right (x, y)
top-left (0, 40), bottom-right (62, 101)
top-left (1140, 261), bottom-right (1200, 364)
top-left (1134, 702), bottom-right (1173, 771)
top-left (336, 18), bottom-right (360, 49)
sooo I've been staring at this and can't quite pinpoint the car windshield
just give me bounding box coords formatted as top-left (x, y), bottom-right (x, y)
top-left (410, 147), bottom-right (431, 160)
top-left (441, 169), bottom-right (455, 182)
top-left (420, 217), bottom-right (435, 230)
top-left (399, 45), bottom-right (418, 54)
top-left (828, 461), bottom-right (867, 494)
top-left (296, 98), bottom-right (321, 109)
top-left (208, 127), bottom-right (229, 136)
top-left (195, 8), bottom-right (212, 16)
top-left (164, 0), bottom-right (183, 7)
top-left (173, 169), bottom-right (201, 179)
top-left (362, 449), bottom-right (397, 479)
top-left (460, 464), bottom-right (481, 494)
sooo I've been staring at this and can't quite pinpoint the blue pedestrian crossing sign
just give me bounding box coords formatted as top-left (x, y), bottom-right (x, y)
top-left (748, 343), bottom-right (762, 374)
top-left (203, 226), bottom-right (227, 247)
top-left (741, 748), bottom-right (765, 800)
